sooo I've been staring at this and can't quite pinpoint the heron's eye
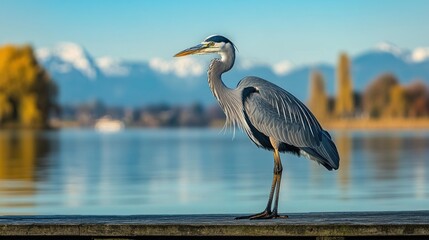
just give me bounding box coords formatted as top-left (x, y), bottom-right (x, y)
top-left (208, 42), bottom-right (215, 47)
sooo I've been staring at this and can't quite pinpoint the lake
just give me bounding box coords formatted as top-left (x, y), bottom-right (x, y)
top-left (0, 128), bottom-right (428, 215)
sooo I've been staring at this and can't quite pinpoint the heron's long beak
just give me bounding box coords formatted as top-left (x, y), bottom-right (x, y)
top-left (174, 44), bottom-right (208, 57)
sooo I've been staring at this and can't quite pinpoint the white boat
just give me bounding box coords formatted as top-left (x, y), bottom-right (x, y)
top-left (94, 116), bottom-right (124, 132)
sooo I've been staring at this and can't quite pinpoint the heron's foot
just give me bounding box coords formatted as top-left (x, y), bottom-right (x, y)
top-left (235, 210), bottom-right (288, 220)
top-left (235, 210), bottom-right (271, 220)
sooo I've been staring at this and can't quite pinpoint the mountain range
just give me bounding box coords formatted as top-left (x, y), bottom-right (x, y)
top-left (36, 42), bottom-right (429, 107)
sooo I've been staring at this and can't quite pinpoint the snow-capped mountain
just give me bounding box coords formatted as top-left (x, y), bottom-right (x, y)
top-left (37, 42), bottom-right (100, 79)
top-left (36, 42), bottom-right (429, 107)
top-left (352, 42), bottom-right (429, 92)
top-left (410, 47), bottom-right (429, 63)
top-left (373, 41), bottom-right (429, 63)
top-left (374, 42), bottom-right (406, 58)
top-left (95, 57), bottom-right (130, 77)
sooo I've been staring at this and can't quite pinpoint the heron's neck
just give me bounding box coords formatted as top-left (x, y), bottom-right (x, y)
top-left (207, 50), bottom-right (235, 104)
top-left (208, 49), bottom-right (244, 130)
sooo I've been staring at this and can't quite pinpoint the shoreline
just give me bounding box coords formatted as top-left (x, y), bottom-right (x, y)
top-left (6, 118), bottom-right (429, 131)
top-left (322, 118), bottom-right (429, 130)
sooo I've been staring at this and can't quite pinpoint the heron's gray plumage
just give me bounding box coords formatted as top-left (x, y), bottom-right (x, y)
top-left (238, 77), bottom-right (339, 170)
top-left (206, 40), bottom-right (339, 171)
top-left (239, 77), bottom-right (322, 147)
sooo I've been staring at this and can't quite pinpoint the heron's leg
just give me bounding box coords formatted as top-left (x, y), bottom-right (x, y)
top-left (234, 169), bottom-right (277, 220)
top-left (260, 151), bottom-right (283, 215)
top-left (264, 170), bottom-right (277, 212)
top-left (251, 148), bottom-right (288, 219)
top-left (235, 138), bottom-right (288, 220)
top-left (270, 149), bottom-right (288, 218)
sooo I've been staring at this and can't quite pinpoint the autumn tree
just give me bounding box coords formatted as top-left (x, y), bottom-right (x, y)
top-left (0, 44), bottom-right (57, 128)
top-left (335, 53), bottom-right (354, 118)
top-left (405, 81), bottom-right (429, 118)
top-left (386, 85), bottom-right (407, 118)
top-left (363, 73), bottom-right (399, 118)
top-left (308, 70), bottom-right (329, 121)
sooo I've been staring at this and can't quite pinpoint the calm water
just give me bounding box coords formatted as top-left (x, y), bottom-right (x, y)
top-left (0, 128), bottom-right (428, 215)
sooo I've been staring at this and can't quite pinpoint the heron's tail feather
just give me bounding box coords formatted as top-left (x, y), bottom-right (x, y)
top-left (300, 131), bottom-right (340, 170)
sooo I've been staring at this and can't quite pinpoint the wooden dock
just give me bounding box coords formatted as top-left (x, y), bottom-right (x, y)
top-left (0, 211), bottom-right (428, 239)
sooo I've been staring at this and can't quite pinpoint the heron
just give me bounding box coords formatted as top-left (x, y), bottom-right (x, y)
top-left (174, 35), bottom-right (339, 219)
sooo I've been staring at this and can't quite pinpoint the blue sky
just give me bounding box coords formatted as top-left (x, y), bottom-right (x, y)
top-left (1, 0), bottom-right (429, 65)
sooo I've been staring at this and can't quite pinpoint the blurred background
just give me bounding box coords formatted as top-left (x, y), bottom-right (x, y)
top-left (0, 0), bottom-right (428, 215)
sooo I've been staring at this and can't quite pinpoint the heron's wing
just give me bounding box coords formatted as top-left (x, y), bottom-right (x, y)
top-left (239, 77), bottom-right (323, 148)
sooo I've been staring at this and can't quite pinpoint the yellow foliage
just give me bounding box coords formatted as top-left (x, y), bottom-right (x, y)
top-left (363, 73), bottom-right (399, 119)
top-left (20, 94), bottom-right (41, 127)
top-left (0, 44), bottom-right (57, 128)
top-left (335, 53), bottom-right (354, 118)
top-left (308, 71), bottom-right (328, 121)
top-left (386, 85), bottom-right (406, 118)
top-left (0, 93), bottom-right (12, 121)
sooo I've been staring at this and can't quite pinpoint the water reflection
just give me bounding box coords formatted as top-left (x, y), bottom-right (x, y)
top-left (363, 133), bottom-right (401, 180)
top-left (335, 132), bottom-right (351, 199)
top-left (0, 129), bottom-right (427, 215)
top-left (0, 130), bottom-right (56, 212)
top-left (338, 131), bottom-right (429, 203)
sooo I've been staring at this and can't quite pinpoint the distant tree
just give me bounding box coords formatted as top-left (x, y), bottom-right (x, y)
top-left (352, 91), bottom-right (363, 116)
top-left (308, 70), bottom-right (329, 120)
top-left (363, 73), bottom-right (399, 118)
top-left (327, 96), bottom-right (336, 115)
top-left (0, 44), bottom-right (57, 128)
top-left (405, 80), bottom-right (429, 118)
top-left (0, 93), bottom-right (12, 122)
top-left (387, 85), bottom-right (407, 118)
top-left (335, 53), bottom-right (354, 118)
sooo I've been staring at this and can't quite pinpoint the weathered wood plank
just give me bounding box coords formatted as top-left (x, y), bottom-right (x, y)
top-left (0, 211), bottom-right (427, 238)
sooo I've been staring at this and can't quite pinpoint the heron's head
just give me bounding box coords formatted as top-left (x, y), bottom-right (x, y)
top-left (174, 35), bottom-right (236, 58)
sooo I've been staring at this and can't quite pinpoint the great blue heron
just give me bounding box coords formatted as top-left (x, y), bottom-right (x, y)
top-left (174, 35), bottom-right (339, 219)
